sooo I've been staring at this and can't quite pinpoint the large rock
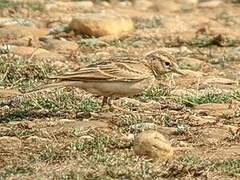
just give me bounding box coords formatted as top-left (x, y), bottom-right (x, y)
top-left (69, 12), bottom-right (134, 38)
top-left (133, 130), bottom-right (174, 161)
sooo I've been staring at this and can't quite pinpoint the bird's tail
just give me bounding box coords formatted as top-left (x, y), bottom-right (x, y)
top-left (24, 81), bottom-right (79, 95)
top-left (0, 81), bottom-right (80, 103)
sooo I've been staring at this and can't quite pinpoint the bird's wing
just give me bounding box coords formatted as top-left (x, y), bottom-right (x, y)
top-left (50, 61), bottom-right (150, 82)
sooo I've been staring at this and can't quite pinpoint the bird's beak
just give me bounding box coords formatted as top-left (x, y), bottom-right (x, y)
top-left (172, 68), bottom-right (184, 75)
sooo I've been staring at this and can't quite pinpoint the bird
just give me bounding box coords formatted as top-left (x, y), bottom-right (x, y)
top-left (27, 49), bottom-right (183, 111)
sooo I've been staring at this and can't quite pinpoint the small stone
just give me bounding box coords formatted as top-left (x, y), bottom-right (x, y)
top-left (41, 39), bottom-right (79, 53)
top-left (49, 26), bottom-right (71, 35)
top-left (180, 0), bottom-right (198, 11)
top-left (198, 0), bottom-right (223, 8)
top-left (180, 0), bottom-right (198, 5)
top-left (133, 130), bottom-right (174, 161)
top-left (10, 46), bottom-right (65, 61)
top-left (79, 135), bottom-right (94, 140)
top-left (155, 0), bottom-right (180, 12)
top-left (176, 124), bottom-right (190, 134)
top-left (69, 12), bottom-right (134, 38)
top-left (130, 123), bottom-right (156, 132)
top-left (133, 0), bottom-right (153, 10)
top-left (118, 1), bottom-right (132, 7)
top-left (179, 46), bottom-right (193, 54)
top-left (100, 1), bottom-right (111, 7)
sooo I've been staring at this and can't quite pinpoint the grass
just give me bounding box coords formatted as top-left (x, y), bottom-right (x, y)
top-left (177, 155), bottom-right (202, 165)
top-left (0, 56), bottom-right (60, 91)
top-left (0, 36), bottom-right (239, 180)
top-left (177, 155), bottom-right (240, 177)
top-left (177, 91), bottom-right (240, 107)
top-left (0, 128), bottom-right (36, 138)
top-left (214, 160), bottom-right (240, 177)
top-left (189, 35), bottom-right (238, 47)
top-left (178, 93), bottom-right (231, 107)
top-left (30, 131), bottom-right (162, 179)
top-left (0, 91), bottom-right (100, 122)
top-left (0, 56), bottom-right (100, 122)
top-left (137, 86), bottom-right (170, 102)
top-left (38, 145), bottom-right (67, 163)
top-left (216, 11), bottom-right (237, 26)
top-left (0, 0), bottom-right (19, 9)
top-left (26, 2), bottom-right (44, 11)
top-left (0, 0), bottom-right (44, 11)
top-left (0, 165), bottom-right (34, 179)
top-left (67, 131), bottom-right (132, 154)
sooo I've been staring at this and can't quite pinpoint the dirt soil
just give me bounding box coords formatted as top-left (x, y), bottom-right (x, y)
top-left (0, 0), bottom-right (240, 179)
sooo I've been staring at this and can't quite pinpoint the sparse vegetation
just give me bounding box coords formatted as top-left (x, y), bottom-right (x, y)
top-left (138, 86), bottom-right (170, 102)
top-left (0, 0), bottom-right (240, 179)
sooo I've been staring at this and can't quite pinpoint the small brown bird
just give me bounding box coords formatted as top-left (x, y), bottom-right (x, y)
top-left (29, 49), bottom-right (183, 110)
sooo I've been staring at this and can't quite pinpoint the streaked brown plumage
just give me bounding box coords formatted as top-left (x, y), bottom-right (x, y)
top-left (29, 49), bottom-right (183, 109)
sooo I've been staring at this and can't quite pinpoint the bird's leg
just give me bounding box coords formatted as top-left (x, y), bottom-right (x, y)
top-left (101, 96), bottom-right (108, 108)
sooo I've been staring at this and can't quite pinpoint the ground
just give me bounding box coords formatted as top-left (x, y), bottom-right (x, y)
top-left (0, 0), bottom-right (240, 179)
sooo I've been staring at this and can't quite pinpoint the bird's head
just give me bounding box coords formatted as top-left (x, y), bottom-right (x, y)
top-left (144, 49), bottom-right (183, 78)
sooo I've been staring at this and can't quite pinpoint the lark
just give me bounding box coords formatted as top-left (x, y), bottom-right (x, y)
top-left (28, 49), bottom-right (183, 110)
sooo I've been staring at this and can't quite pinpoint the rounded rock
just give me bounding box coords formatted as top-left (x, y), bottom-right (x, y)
top-left (133, 130), bottom-right (174, 161)
top-left (69, 12), bottom-right (134, 38)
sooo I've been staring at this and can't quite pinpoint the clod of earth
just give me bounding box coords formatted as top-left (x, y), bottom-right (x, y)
top-left (133, 130), bottom-right (174, 161)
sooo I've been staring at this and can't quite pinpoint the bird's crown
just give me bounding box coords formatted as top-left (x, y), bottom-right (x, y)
top-left (144, 49), bottom-right (183, 77)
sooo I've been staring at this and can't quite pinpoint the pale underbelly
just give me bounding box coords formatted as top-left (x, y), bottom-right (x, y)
top-left (75, 78), bottom-right (155, 97)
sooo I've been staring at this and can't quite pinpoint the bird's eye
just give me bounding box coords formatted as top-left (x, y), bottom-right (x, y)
top-left (165, 62), bottom-right (171, 66)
